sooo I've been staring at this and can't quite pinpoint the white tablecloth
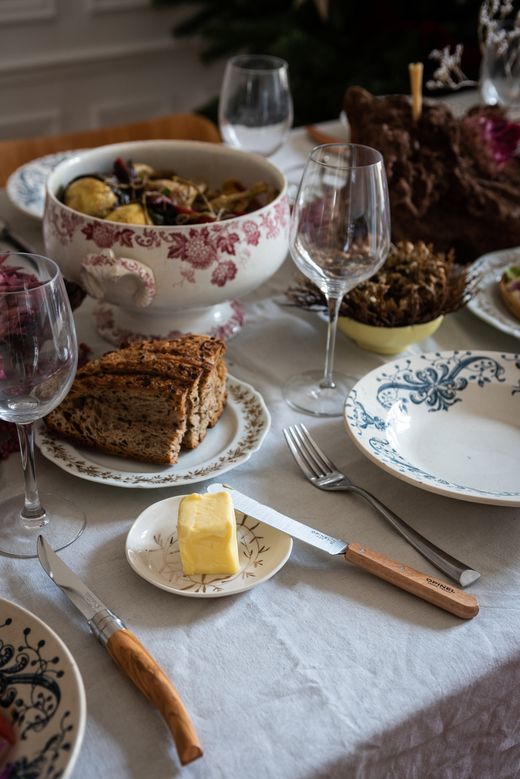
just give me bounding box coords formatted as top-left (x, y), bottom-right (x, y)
top-left (1, 122), bottom-right (520, 779)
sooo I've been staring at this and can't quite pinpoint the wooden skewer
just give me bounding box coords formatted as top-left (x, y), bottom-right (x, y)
top-left (408, 62), bottom-right (424, 122)
top-left (306, 125), bottom-right (344, 146)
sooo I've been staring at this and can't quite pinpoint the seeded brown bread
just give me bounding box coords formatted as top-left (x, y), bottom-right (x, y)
top-left (123, 335), bottom-right (228, 446)
top-left (44, 334), bottom-right (228, 464)
top-left (45, 373), bottom-right (189, 464)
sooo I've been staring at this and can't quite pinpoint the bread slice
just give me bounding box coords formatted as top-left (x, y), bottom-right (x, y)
top-left (44, 334), bottom-right (228, 464)
top-left (123, 335), bottom-right (228, 447)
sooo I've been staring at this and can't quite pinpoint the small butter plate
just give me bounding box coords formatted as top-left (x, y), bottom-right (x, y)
top-left (126, 494), bottom-right (293, 598)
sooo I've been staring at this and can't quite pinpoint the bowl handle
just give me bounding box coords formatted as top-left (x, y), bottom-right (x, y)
top-left (80, 250), bottom-right (156, 307)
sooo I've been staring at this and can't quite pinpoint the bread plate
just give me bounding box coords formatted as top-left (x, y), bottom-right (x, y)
top-left (467, 248), bottom-right (520, 340)
top-left (126, 494), bottom-right (293, 597)
top-left (35, 375), bottom-right (270, 488)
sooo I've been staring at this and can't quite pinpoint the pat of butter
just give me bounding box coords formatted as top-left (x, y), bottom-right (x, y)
top-left (177, 491), bottom-right (240, 576)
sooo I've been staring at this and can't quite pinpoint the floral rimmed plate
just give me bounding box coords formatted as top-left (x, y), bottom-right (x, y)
top-left (6, 150), bottom-right (85, 220)
top-left (126, 494), bottom-right (293, 597)
top-left (467, 248), bottom-right (520, 340)
top-left (35, 375), bottom-right (270, 488)
top-left (344, 350), bottom-right (520, 506)
top-left (0, 597), bottom-right (86, 778)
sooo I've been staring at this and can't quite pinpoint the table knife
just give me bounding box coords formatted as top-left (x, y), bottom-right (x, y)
top-left (37, 535), bottom-right (203, 766)
top-left (209, 484), bottom-right (479, 620)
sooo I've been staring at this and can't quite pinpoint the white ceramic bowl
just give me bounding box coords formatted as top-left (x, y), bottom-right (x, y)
top-left (43, 140), bottom-right (289, 345)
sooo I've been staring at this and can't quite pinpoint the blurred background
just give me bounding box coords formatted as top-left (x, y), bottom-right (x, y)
top-left (0, 0), bottom-right (488, 140)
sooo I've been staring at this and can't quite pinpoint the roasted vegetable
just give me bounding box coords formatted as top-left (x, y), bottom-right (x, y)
top-left (61, 158), bottom-right (278, 225)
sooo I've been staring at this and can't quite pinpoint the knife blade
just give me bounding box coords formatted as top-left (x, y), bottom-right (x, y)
top-left (209, 484), bottom-right (479, 620)
top-left (37, 536), bottom-right (203, 766)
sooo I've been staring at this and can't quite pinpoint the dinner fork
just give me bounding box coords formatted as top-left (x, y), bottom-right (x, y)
top-left (283, 424), bottom-right (480, 587)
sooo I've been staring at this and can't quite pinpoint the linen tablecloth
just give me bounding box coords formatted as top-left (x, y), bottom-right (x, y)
top-left (0, 123), bottom-right (519, 778)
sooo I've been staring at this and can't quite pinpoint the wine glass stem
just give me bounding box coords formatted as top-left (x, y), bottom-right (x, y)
top-left (320, 293), bottom-right (343, 390)
top-left (16, 423), bottom-right (47, 528)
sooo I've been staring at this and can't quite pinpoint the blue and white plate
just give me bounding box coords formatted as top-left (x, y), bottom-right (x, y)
top-left (344, 351), bottom-right (520, 506)
top-left (0, 597), bottom-right (86, 778)
top-left (6, 150), bottom-right (84, 220)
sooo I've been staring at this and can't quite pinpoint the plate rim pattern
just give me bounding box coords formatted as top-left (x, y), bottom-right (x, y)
top-left (344, 350), bottom-right (520, 506)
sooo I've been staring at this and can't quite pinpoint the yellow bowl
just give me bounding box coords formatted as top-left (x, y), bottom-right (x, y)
top-left (338, 315), bottom-right (444, 354)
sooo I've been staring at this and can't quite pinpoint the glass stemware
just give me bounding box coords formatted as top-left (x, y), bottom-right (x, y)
top-left (218, 54), bottom-right (293, 157)
top-left (480, 20), bottom-right (520, 110)
top-left (283, 143), bottom-right (391, 417)
top-left (0, 252), bottom-right (85, 558)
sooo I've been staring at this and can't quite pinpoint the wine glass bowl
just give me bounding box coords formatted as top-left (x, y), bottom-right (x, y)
top-left (219, 54), bottom-right (293, 157)
top-left (284, 143), bottom-right (391, 416)
top-left (0, 252), bottom-right (85, 557)
top-left (480, 20), bottom-right (520, 110)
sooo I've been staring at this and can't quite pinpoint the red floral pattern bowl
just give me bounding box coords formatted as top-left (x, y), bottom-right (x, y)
top-left (43, 140), bottom-right (289, 344)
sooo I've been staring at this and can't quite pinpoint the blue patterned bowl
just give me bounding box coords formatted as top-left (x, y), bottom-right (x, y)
top-left (0, 598), bottom-right (86, 778)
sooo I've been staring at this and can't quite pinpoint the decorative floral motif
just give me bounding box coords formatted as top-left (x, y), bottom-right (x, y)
top-left (93, 299), bottom-right (244, 347)
top-left (345, 390), bottom-right (387, 432)
top-left (345, 350), bottom-right (520, 504)
top-left (0, 605), bottom-right (83, 779)
top-left (375, 353), bottom-right (506, 412)
top-left (146, 513), bottom-right (272, 594)
top-left (46, 194), bottom-right (289, 291)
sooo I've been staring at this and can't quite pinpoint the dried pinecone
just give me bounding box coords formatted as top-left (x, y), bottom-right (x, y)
top-left (286, 241), bottom-right (477, 327)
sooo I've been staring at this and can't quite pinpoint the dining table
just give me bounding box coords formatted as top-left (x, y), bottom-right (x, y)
top-left (1, 107), bottom-right (520, 779)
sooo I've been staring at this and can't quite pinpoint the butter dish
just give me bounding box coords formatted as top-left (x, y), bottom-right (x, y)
top-left (126, 494), bottom-right (293, 598)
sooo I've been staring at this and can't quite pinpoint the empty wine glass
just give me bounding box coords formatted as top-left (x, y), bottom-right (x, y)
top-left (480, 20), bottom-right (520, 109)
top-left (0, 252), bottom-right (85, 557)
top-left (283, 144), bottom-right (391, 417)
top-left (218, 54), bottom-right (293, 157)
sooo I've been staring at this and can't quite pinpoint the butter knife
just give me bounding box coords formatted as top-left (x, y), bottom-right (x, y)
top-left (37, 536), bottom-right (203, 766)
top-left (209, 485), bottom-right (479, 620)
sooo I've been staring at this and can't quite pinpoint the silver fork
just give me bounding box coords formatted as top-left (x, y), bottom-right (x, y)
top-left (283, 423), bottom-right (480, 587)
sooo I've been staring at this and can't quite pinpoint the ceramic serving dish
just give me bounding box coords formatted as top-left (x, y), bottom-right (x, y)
top-left (43, 140), bottom-right (289, 345)
top-left (338, 315), bottom-right (444, 354)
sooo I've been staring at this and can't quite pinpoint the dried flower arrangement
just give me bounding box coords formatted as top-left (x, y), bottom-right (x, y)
top-left (286, 241), bottom-right (476, 327)
top-left (427, 0), bottom-right (520, 92)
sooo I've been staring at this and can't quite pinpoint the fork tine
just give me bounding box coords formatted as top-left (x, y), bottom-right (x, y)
top-left (290, 425), bottom-right (327, 477)
top-left (283, 427), bottom-right (322, 480)
top-left (295, 424), bottom-right (337, 475)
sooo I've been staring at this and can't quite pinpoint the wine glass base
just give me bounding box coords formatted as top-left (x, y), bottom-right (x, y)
top-left (0, 492), bottom-right (86, 559)
top-left (283, 369), bottom-right (356, 417)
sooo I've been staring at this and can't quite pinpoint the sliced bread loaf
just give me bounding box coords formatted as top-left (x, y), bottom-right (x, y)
top-left (44, 334), bottom-right (228, 464)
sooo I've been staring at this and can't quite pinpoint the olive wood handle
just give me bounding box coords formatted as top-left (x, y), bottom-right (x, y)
top-left (345, 542), bottom-right (479, 619)
top-left (106, 628), bottom-right (203, 765)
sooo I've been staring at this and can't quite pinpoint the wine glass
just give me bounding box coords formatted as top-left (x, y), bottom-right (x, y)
top-left (0, 252), bottom-right (86, 558)
top-left (283, 143), bottom-right (391, 417)
top-left (480, 20), bottom-right (520, 110)
top-left (218, 54), bottom-right (293, 157)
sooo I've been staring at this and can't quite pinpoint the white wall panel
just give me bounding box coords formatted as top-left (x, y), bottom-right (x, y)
top-left (0, 0), bottom-right (224, 140)
top-left (0, 0), bottom-right (56, 24)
